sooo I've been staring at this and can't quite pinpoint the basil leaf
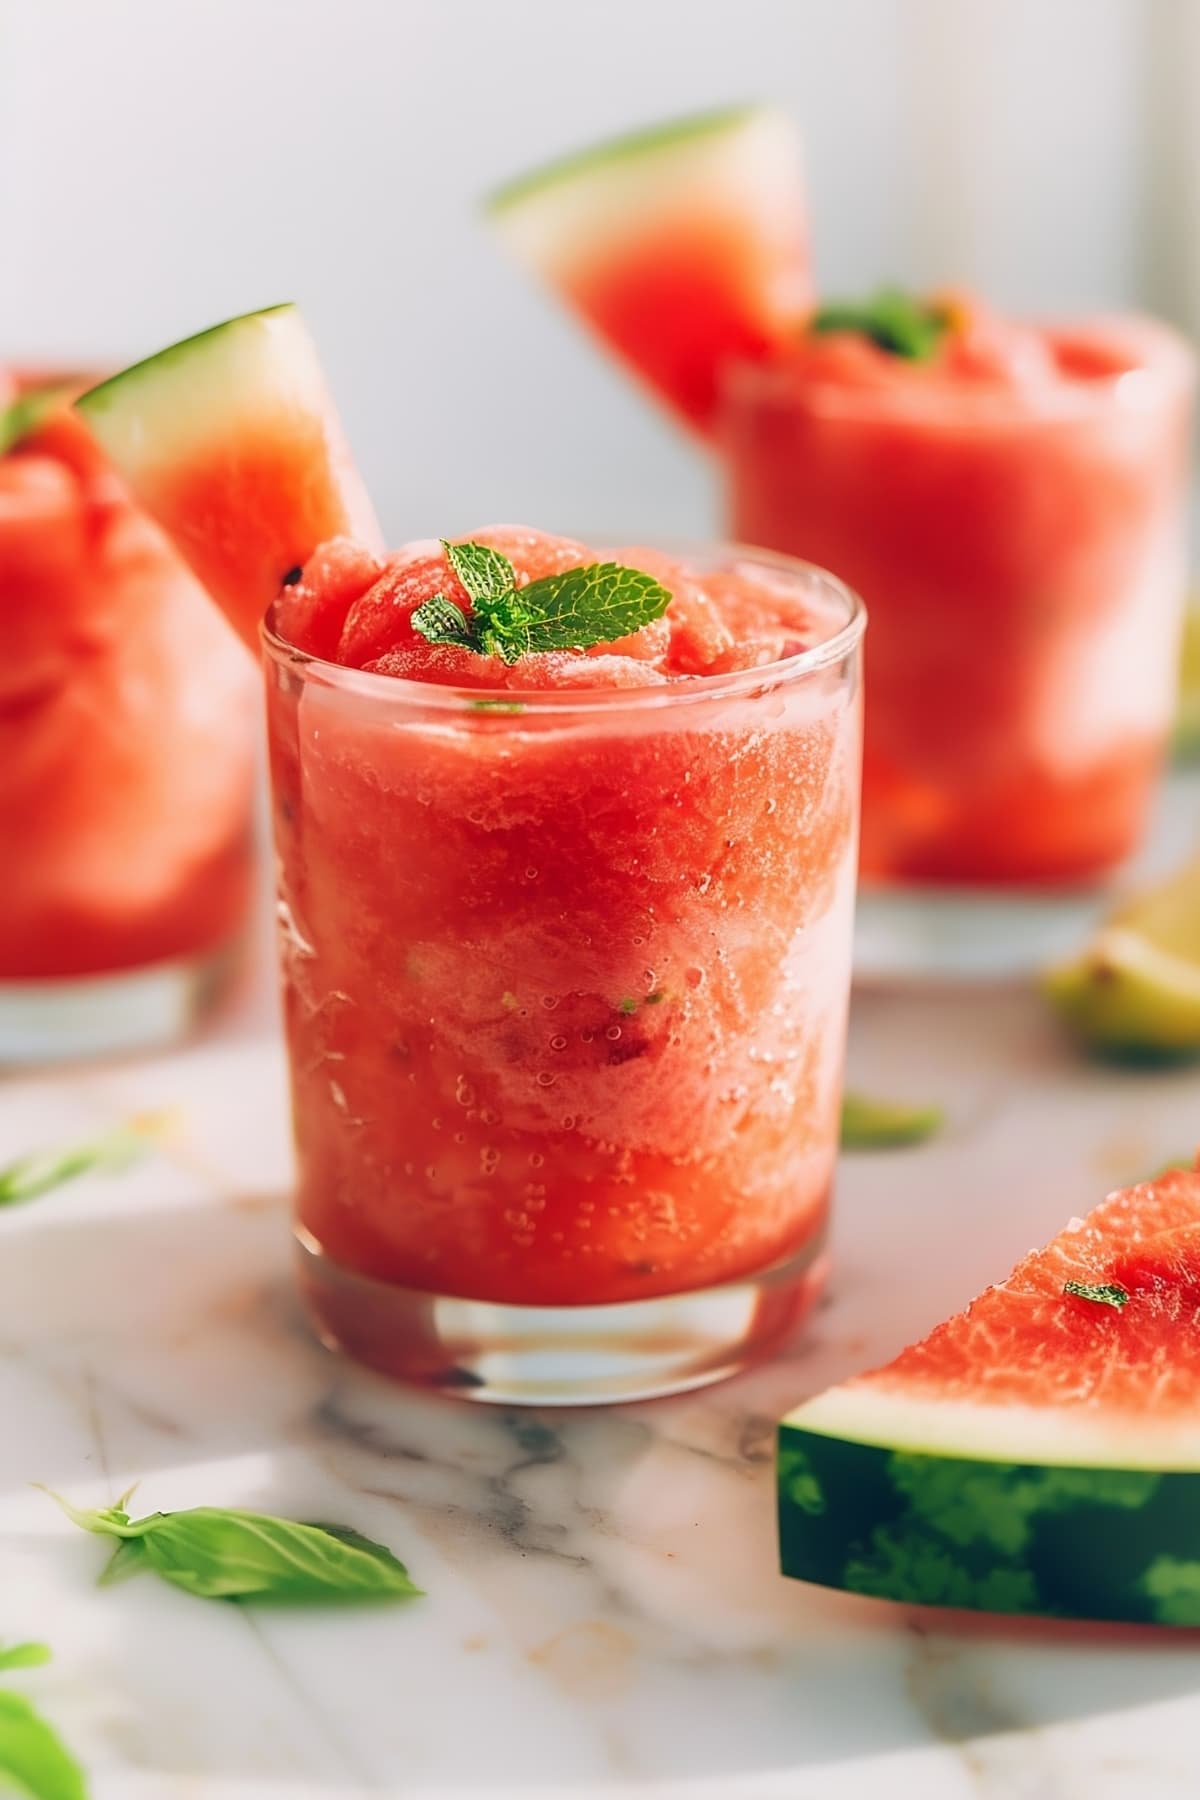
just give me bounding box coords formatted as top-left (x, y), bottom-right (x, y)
top-left (0, 1690), bottom-right (87, 1800)
top-left (46, 1493), bottom-right (420, 1606)
top-left (138, 1510), bottom-right (420, 1603)
top-left (840, 1092), bottom-right (943, 1149)
top-left (0, 1648), bottom-right (50, 1676)
top-left (96, 1541), bottom-right (150, 1589)
top-left (442, 540), bottom-right (515, 605)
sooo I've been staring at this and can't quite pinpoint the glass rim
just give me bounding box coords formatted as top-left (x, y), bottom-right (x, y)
top-left (261, 540), bottom-right (866, 717)
top-left (719, 310), bottom-right (1197, 427)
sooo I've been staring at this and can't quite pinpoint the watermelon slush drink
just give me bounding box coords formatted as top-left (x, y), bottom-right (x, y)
top-left (722, 305), bottom-right (1195, 885)
top-left (265, 529), bottom-right (863, 1402)
top-left (0, 378), bottom-right (257, 1058)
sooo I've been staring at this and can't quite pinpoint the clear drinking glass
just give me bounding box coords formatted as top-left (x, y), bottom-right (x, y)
top-left (264, 544), bottom-right (864, 1404)
top-left (721, 317), bottom-right (1195, 977)
top-left (0, 387), bottom-right (258, 1062)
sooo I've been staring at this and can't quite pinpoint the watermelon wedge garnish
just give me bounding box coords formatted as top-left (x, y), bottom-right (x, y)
top-left (779, 1161), bottom-right (1200, 1624)
top-left (489, 105), bottom-right (811, 439)
top-left (76, 305), bottom-right (382, 650)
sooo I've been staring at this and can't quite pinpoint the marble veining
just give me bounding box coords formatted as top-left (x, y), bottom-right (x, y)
top-left (3, 818), bottom-right (1200, 1795)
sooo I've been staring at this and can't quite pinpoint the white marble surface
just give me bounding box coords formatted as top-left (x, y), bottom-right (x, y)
top-left (3, 802), bottom-right (1200, 1800)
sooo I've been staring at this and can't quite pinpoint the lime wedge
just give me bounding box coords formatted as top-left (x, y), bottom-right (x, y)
top-left (1176, 604), bottom-right (1200, 760)
top-left (1045, 853), bottom-right (1200, 1060)
top-left (840, 1092), bottom-right (943, 1149)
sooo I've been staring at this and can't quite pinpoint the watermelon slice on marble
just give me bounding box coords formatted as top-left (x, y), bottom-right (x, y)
top-left (779, 1161), bottom-right (1200, 1625)
top-left (489, 105), bottom-right (811, 438)
top-left (75, 305), bottom-right (382, 650)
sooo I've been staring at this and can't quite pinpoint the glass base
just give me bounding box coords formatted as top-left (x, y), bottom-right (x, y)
top-left (853, 883), bottom-right (1116, 984)
top-left (0, 943), bottom-right (237, 1066)
top-left (854, 768), bottom-right (1200, 984)
top-left (295, 1232), bottom-right (830, 1406)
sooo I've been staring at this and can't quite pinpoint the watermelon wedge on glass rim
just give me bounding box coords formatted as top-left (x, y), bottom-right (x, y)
top-left (779, 1160), bottom-right (1200, 1626)
top-left (488, 104), bottom-right (812, 438)
top-left (76, 305), bottom-right (382, 650)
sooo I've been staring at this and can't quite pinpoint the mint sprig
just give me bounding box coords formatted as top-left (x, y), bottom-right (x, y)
top-left (0, 1645), bottom-right (87, 1800)
top-left (412, 540), bottom-right (671, 665)
top-left (45, 1490), bottom-right (421, 1606)
top-left (1063, 1280), bottom-right (1129, 1310)
top-left (810, 287), bottom-right (951, 362)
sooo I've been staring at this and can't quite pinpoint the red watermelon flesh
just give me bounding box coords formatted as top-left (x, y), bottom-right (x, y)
top-left (876, 1166), bottom-right (1200, 1416)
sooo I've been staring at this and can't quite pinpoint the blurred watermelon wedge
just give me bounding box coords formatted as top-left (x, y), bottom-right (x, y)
top-left (489, 105), bottom-right (812, 440)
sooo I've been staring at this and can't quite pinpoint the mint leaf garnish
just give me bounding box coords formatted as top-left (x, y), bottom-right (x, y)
top-left (810, 287), bottom-right (950, 361)
top-left (44, 1491), bottom-right (421, 1605)
top-left (473, 587), bottom-right (540, 662)
top-left (409, 594), bottom-right (475, 649)
top-left (412, 542), bottom-right (672, 665)
top-left (443, 540), bottom-right (516, 605)
top-left (0, 1112), bottom-right (176, 1208)
top-left (840, 1092), bottom-right (943, 1150)
top-left (500, 563), bottom-right (670, 659)
top-left (1063, 1279), bottom-right (1129, 1310)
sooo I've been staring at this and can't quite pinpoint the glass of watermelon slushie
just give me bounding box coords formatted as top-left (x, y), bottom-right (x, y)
top-left (0, 378), bottom-right (258, 1061)
top-left (265, 532), bottom-right (863, 1403)
top-left (721, 304), bottom-right (1195, 899)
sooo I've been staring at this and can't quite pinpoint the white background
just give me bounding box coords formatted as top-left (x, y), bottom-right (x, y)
top-left (2, 0), bottom-right (1197, 541)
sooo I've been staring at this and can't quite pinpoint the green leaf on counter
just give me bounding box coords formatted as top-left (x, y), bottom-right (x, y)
top-left (0, 1647), bottom-right (51, 1676)
top-left (0, 1112), bottom-right (178, 1208)
top-left (96, 1540), bottom-right (150, 1589)
top-left (0, 1651), bottom-right (87, 1800)
top-left (840, 1092), bottom-right (944, 1150)
top-left (45, 1492), bottom-right (421, 1606)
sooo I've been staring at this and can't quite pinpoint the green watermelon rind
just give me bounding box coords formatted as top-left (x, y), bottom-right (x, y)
top-left (486, 104), bottom-right (766, 216)
top-left (778, 1421), bottom-right (1200, 1626)
top-left (76, 304), bottom-right (294, 418)
top-left (0, 380), bottom-right (79, 457)
top-left (71, 303), bottom-right (383, 645)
